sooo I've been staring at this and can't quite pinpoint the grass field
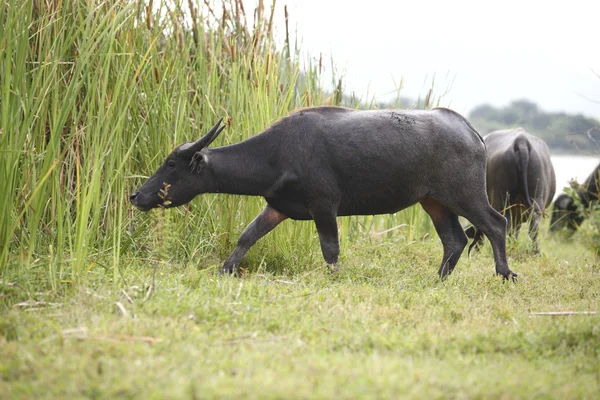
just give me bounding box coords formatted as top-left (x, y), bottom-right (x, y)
top-left (1, 227), bottom-right (599, 399)
top-left (1, 1), bottom-right (599, 398)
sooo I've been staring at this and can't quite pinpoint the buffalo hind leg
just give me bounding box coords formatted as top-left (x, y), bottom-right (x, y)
top-left (461, 204), bottom-right (517, 281)
top-left (420, 199), bottom-right (468, 278)
top-left (528, 210), bottom-right (541, 254)
top-left (311, 208), bottom-right (340, 272)
top-left (468, 210), bottom-right (522, 256)
top-left (221, 205), bottom-right (288, 275)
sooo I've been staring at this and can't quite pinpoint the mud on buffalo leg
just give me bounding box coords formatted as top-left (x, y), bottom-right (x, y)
top-left (420, 199), bottom-right (468, 278)
top-left (221, 205), bottom-right (288, 274)
top-left (310, 208), bottom-right (340, 272)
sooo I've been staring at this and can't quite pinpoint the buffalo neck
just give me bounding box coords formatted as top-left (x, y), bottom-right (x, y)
top-left (204, 135), bottom-right (279, 196)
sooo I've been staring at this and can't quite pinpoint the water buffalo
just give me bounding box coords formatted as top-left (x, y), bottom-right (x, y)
top-left (467, 128), bottom-right (555, 253)
top-left (550, 162), bottom-right (600, 231)
top-left (130, 107), bottom-right (516, 280)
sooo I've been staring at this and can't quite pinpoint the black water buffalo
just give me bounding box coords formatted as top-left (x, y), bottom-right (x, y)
top-left (131, 107), bottom-right (516, 280)
top-left (467, 128), bottom-right (555, 253)
top-left (550, 162), bottom-right (600, 231)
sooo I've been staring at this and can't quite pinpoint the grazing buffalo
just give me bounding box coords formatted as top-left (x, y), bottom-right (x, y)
top-left (131, 107), bottom-right (516, 280)
top-left (550, 162), bottom-right (600, 231)
top-left (467, 128), bottom-right (555, 253)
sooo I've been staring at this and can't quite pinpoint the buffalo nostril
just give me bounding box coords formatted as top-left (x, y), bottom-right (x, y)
top-left (130, 192), bottom-right (138, 203)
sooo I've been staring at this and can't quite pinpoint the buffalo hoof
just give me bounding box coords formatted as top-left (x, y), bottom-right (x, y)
top-left (220, 262), bottom-right (238, 276)
top-left (438, 263), bottom-right (455, 280)
top-left (499, 270), bottom-right (518, 283)
top-left (327, 263), bottom-right (340, 274)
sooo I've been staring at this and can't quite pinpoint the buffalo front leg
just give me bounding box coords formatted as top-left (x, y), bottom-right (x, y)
top-left (311, 208), bottom-right (340, 272)
top-left (420, 199), bottom-right (468, 278)
top-left (221, 205), bottom-right (288, 275)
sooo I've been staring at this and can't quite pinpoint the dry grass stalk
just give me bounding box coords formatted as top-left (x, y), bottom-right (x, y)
top-left (530, 311), bottom-right (596, 316)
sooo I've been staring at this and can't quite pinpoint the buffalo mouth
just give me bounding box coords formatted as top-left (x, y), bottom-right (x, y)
top-left (133, 203), bottom-right (152, 212)
top-left (130, 190), bottom-right (181, 211)
top-left (130, 192), bottom-right (158, 212)
top-left (131, 198), bottom-right (172, 212)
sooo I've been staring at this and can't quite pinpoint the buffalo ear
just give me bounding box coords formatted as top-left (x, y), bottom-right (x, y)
top-left (178, 118), bottom-right (226, 157)
top-left (190, 151), bottom-right (207, 173)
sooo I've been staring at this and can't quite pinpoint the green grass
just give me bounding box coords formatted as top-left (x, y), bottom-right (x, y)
top-left (0, 0), bottom-right (332, 282)
top-left (1, 228), bottom-right (599, 399)
top-left (0, 0), bottom-right (441, 286)
top-left (2, 1), bottom-right (599, 398)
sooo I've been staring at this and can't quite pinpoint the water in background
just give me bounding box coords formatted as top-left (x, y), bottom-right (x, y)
top-left (551, 155), bottom-right (600, 199)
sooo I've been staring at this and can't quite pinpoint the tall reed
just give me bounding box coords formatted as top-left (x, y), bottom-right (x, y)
top-left (0, 0), bottom-right (434, 287)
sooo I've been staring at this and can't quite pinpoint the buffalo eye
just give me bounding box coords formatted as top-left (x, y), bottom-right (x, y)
top-left (166, 160), bottom-right (176, 169)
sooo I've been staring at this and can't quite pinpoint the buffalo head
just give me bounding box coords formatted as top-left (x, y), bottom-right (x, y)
top-left (130, 119), bottom-right (225, 211)
top-left (549, 193), bottom-right (584, 232)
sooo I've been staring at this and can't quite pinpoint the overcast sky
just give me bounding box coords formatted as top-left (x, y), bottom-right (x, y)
top-left (268, 0), bottom-right (600, 119)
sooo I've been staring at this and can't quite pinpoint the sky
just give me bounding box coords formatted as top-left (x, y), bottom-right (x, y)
top-left (265, 0), bottom-right (600, 119)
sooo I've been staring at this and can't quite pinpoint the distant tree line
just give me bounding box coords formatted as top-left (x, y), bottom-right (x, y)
top-left (468, 100), bottom-right (600, 155)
